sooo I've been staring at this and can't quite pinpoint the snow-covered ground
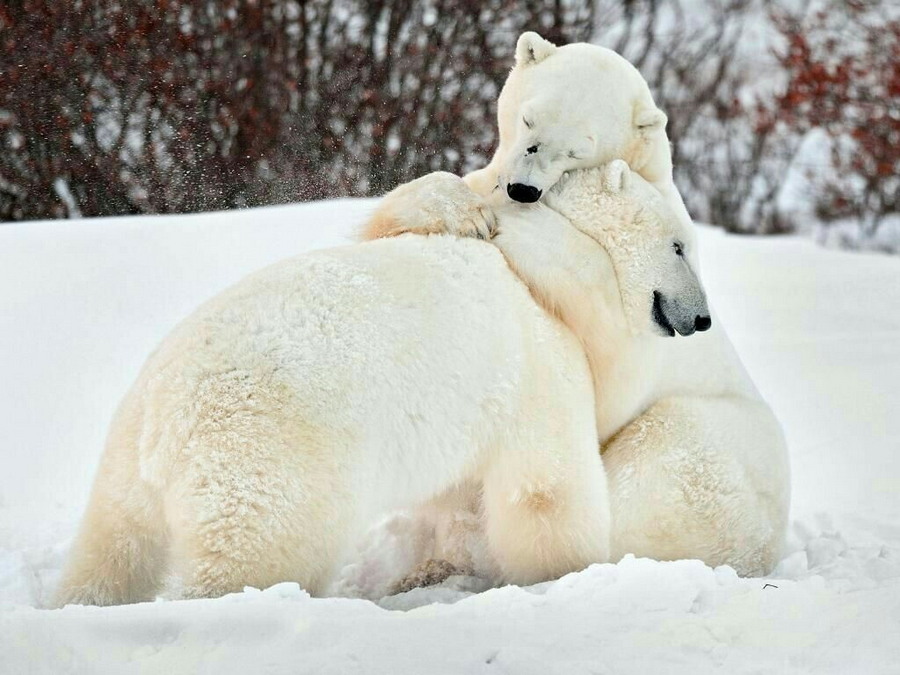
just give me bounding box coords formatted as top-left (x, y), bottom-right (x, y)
top-left (2, 200), bottom-right (899, 674)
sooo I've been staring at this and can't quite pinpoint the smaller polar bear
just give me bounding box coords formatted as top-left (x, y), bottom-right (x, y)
top-left (383, 167), bottom-right (789, 584)
top-left (362, 32), bottom-right (790, 582)
top-left (499, 167), bottom-right (790, 577)
top-left (55, 162), bottom-right (702, 607)
top-left (364, 31), bottom-right (689, 241)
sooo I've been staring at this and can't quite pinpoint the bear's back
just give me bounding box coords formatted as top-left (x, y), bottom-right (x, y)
top-left (129, 233), bottom-right (590, 504)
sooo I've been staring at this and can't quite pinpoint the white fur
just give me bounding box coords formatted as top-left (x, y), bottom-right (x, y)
top-left (516, 167), bottom-right (789, 575)
top-left (364, 31), bottom-right (686, 241)
top-left (56, 224), bottom-right (632, 606)
top-left (362, 33), bottom-right (789, 579)
top-left (403, 165), bottom-right (790, 583)
top-left (484, 33), bottom-right (674, 200)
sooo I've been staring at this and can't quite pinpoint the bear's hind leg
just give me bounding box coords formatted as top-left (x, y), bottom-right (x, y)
top-left (167, 421), bottom-right (354, 600)
top-left (55, 490), bottom-right (167, 607)
top-left (603, 396), bottom-right (790, 576)
top-left (55, 406), bottom-right (167, 607)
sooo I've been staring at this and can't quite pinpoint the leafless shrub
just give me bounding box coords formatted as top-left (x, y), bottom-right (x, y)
top-left (592, 0), bottom-right (792, 233)
top-left (593, 0), bottom-right (898, 239)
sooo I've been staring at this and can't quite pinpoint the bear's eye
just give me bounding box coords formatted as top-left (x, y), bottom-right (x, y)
top-left (567, 150), bottom-right (581, 159)
top-left (673, 241), bottom-right (684, 257)
top-left (523, 116), bottom-right (534, 129)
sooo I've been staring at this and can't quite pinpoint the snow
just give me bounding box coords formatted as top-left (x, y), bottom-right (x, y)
top-left (2, 199), bottom-right (899, 673)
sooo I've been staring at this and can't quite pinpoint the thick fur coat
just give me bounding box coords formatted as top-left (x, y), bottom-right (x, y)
top-left (361, 33), bottom-right (791, 579)
top-left (61, 171), bottom-right (714, 605)
top-left (499, 168), bottom-right (790, 576)
top-left (364, 31), bottom-right (690, 241)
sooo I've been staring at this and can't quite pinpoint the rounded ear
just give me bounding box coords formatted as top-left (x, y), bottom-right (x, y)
top-left (515, 32), bottom-right (557, 67)
top-left (603, 160), bottom-right (632, 194)
top-left (634, 106), bottom-right (668, 132)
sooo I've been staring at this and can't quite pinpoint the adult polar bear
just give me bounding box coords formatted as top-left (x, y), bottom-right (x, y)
top-left (364, 31), bottom-right (689, 242)
top-left (365, 33), bottom-right (790, 577)
top-left (55, 163), bottom-right (702, 607)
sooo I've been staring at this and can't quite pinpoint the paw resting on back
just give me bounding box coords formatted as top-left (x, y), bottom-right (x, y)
top-left (361, 171), bottom-right (497, 241)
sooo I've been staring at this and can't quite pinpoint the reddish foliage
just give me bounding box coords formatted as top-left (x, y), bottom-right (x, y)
top-left (772, 4), bottom-right (899, 230)
top-left (0, 0), bottom-right (593, 221)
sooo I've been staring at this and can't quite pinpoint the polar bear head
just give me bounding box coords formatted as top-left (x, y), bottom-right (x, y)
top-left (544, 161), bottom-right (710, 337)
top-left (493, 32), bottom-right (671, 205)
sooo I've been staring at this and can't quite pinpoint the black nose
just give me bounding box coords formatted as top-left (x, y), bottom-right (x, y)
top-left (507, 183), bottom-right (542, 203)
top-left (695, 315), bottom-right (712, 332)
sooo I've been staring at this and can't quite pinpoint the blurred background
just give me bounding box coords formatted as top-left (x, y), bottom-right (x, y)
top-left (1, 0), bottom-right (897, 252)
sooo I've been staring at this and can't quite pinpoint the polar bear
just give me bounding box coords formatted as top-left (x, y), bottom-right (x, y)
top-left (55, 162), bottom-right (705, 607)
top-left (361, 33), bottom-right (790, 581)
top-left (363, 31), bottom-right (689, 242)
top-left (428, 166), bottom-right (790, 580)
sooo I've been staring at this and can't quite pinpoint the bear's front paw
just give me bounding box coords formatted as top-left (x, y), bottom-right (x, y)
top-left (361, 172), bottom-right (497, 241)
top-left (443, 201), bottom-right (497, 241)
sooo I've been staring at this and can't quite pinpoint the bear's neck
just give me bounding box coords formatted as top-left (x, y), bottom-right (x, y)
top-left (492, 204), bottom-right (657, 442)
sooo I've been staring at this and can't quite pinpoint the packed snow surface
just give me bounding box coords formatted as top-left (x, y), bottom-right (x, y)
top-left (1, 199), bottom-right (899, 674)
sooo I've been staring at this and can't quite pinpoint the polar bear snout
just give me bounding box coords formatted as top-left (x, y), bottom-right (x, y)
top-left (507, 183), bottom-right (543, 203)
top-left (694, 315), bottom-right (712, 332)
top-left (652, 290), bottom-right (712, 337)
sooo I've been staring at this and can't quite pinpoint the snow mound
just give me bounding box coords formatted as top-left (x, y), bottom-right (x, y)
top-left (2, 199), bottom-right (899, 673)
